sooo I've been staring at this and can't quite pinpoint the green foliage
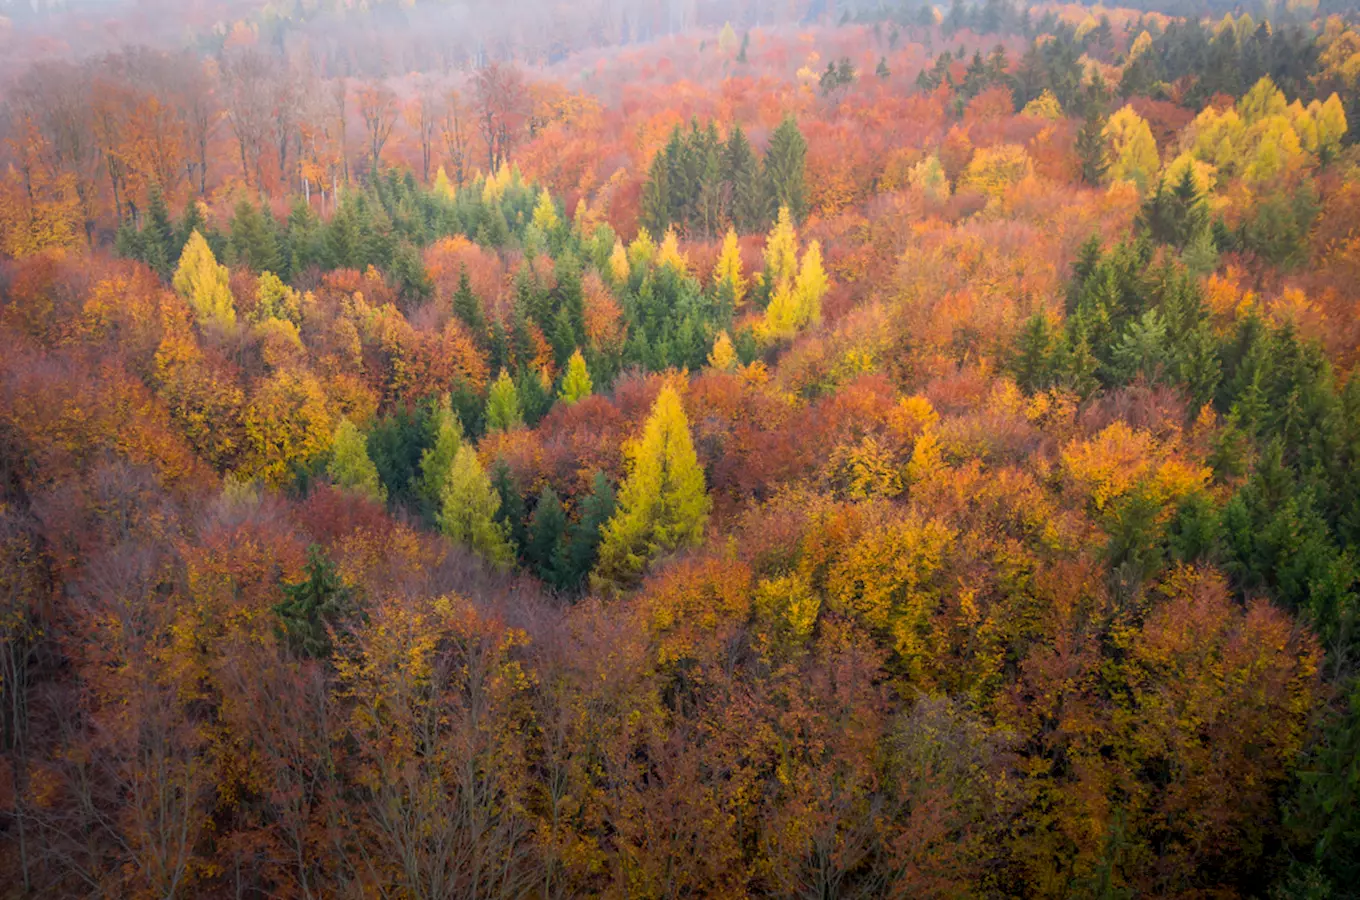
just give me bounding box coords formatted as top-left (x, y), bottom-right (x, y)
top-left (526, 486), bottom-right (569, 589)
top-left (485, 369), bottom-right (524, 432)
top-left (327, 418), bottom-right (387, 503)
top-left (273, 546), bottom-right (356, 658)
top-left (438, 445), bottom-right (515, 569)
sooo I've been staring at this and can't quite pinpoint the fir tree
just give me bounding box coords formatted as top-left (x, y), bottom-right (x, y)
top-left (452, 266), bottom-right (485, 335)
top-left (229, 197), bottom-right (283, 274)
top-left (1077, 105), bottom-right (1110, 187)
top-left (141, 183), bottom-right (176, 279)
top-left (490, 458), bottom-right (528, 556)
top-left (526, 486), bottom-right (569, 589)
top-left (566, 471), bottom-right (617, 590)
top-left (764, 116), bottom-right (808, 223)
top-left (725, 123), bottom-right (767, 233)
top-left (273, 545), bottom-right (354, 658)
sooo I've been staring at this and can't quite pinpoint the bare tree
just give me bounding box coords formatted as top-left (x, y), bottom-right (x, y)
top-left (440, 88), bottom-right (473, 188)
top-left (222, 49), bottom-right (276, 191)
top-left (407, 79), bottom-right (442, 184)
top-left (473, 62), bottom-right (530, 171)
top-left (356, 80), bottom-right (398, 178)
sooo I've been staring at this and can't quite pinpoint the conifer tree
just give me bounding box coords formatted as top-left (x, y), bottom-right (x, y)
top-left (593, 384), bottom-right (710, 591)
top-left (490, 458), bottom-right (528, 554)
top-left (1077, 106), bottom-right (1111, 187)
top-left (559, 349), bottom-right (593, 404)
top-left (452, 266), bottom-right (485, 335)
top-left (418, 397), bottom-right (464, 509)
top-left (273, 546), bottom-right (354, 658)
top-left (174, 230), bottom-right (236, 328)
top-left (708, 330), bottom-right (738, 371)
top-left (328, 418), bottom-right (387, 502)
top-left (517, 367), bottom-right (553, 426)
top-left (642, 151), bottom-right (672, 236)
top-left (764, 116), bottom-right (808, 223)
top-left (725, 123), bottom-right (766, 232)
top-left (485, 369), bottom-right (524, 432)
top-left (791, 239), bottom-right (828, 327)
top-left (526, 486), bottom-right (569, 589)
top-left (229, 198), bottom-right (283, 274)
top-left (532, 188), bottom-right (560, 233)
top-left (439, 445), bottom-right (515, 569)
top-left (763, 205), bottom-right (799, 296)
top-left (713, 227), bottom-right (747, 307)
top-left (141, 183), bottom-right (176, 279)
top-left (567, 471), bottom-right (616, 589)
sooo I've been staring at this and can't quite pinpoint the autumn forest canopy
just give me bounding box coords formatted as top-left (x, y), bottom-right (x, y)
top-left (7, 0), bottom-right (1360, 897)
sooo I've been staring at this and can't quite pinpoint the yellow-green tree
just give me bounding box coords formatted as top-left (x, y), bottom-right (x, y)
top-left (418, 396), bottom-right (463, 508)
top-left (439, 444), bottom-right (515, 569)
top-left (485, 369), bottom-right (524, 432)
top-left (559, 349), bottom-right (593, 404)
top-left (328, 417), bottom-right (386, 502)
top-left (713, 227), bottom-right (747, 306)
top-left (1021, 90), bottom-right (1063, 120)
top-left (174, 230), bottom-right (236, 328)
top-left (532, 188), bottom-right (560, 232)
top-left (763, 205), bottom-right (799, 292)
top-left (252, 271), bottom-right (300, 324)
top-left (656, 228), bottom-right (689, 274)
top-left (593, 384), bottom-right (710, 591)
top-left (960, 144), bottom-right (1033, 197)
top-left (1105, 106), bottom-right (1160, 192)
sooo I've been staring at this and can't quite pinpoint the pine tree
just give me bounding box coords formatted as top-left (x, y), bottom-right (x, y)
top-left (418, 397), bottom-right (464, 510)
top-left (1014, 313), bottom-right (1055, 391)
top-left (328, 418), bottom-right (387, 503)
top-left (517, 367), bottom-right (553, 426)
top-left (593, 384), bottom-right (711, 591)
top-left (526, 486), bottom-right (569, 589)
top-left (567, 471), bottom-right (617, 589)
top-left (764, 117), bottom-right (808, 223)
top-left (485, 369), bottom-right (524, 432)
top-left (559, 349), bottom-right (593, 403)
top-left (439, 445), bottom-right (515, 569)
top-left (173, 230), bottom-right (236, 328)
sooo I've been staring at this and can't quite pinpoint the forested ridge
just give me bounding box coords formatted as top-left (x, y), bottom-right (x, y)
top-left (4, 0), bottom-right (1360, 897)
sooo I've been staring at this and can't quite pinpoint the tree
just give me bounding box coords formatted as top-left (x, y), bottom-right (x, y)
top-left (526, 486), bottom-right (569, 589)
top-left (566, 471), bottom-right (616, 589)
top-left (473, 63), bottom-right (530, 170)
top-left (273, 546), bottom-right (354, 658)
top-left (764, 117), bottom-right (808, 223)
top-left (357, 81), bottom-right (399, 175)
top-left (1105, 105), bottom-right (1160, 192)
top-left (593, 384), bottom-right (710, 591)
top-left (328, 418), bottom-right (386, 503)
top-left (173, 230), bottom-right (235, 328)
top-left (485, 369), bottom-right (524, 432)
top-left (559, 350), bottom-right (593, 404)
top-left (439, 445), bottom-right (515, 568)
top-left (725, 123), bottom-right (766, 232)
top-left (452, 266), bottom-right (485, 334)
top-left (1077, 105), bottom-right (1110, 186)
top-left (418, 398), bottom-right (464, 510)
top-left (713, 228), bottom-right (747, 307)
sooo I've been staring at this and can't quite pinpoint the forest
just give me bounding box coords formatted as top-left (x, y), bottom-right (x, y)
top-left (3, 0), bottom-right (1360, 897)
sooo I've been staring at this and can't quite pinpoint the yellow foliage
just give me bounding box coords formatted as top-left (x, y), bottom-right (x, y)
top-left (1105, 106), bottom-right (1160, 192)
top-left (712, 228), bottom-right (747, 305)
top-left (960, 144), bottom-right (1034, 198)
top-left (1021, 90), bottom-right (1064, 120)
top-left (656, 227), bottom-right (689, 274)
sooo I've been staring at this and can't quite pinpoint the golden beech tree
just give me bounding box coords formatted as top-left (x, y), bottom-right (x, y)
top-left (593, 383), bottom-right (710, 591)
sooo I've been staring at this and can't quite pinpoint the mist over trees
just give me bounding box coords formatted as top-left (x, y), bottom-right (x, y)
top-left (4, 0), bottom-right (1360, 897)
